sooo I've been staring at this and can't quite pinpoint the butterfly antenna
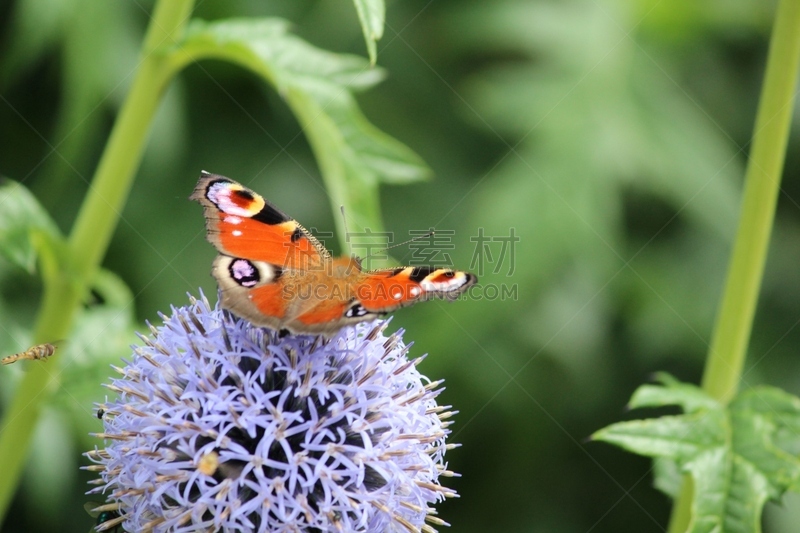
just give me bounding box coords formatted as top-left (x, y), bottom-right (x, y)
top-left (340, 205), bottom-right (355, 255)
top-left (340, 206), bottom-right (350, 243)
top-left (362, 230), bottom-right (435, 261)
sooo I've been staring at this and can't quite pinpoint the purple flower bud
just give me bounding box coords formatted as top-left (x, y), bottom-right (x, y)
top-left (86, 293), bottom-right (458, 532)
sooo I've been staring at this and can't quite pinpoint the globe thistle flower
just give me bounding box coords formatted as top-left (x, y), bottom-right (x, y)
top-left (85, 293), bottom-right (458, 532)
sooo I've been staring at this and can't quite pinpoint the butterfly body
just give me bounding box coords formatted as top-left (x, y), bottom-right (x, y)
top-left (192, 172), bottom-right (477, 336)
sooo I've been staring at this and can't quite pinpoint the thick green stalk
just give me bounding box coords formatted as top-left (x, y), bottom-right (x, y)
top-left (667, 476), bottom-right (693, 533)
top-left (701, 0), bottom-right (800, 404)
top-left (0, 0), bottom-right (194, 523)
top-left (668, 0), bottom-right (800, 531)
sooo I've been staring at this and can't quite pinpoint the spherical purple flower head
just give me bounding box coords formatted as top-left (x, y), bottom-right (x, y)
top-left (86, 293), bottom-right (458, 533)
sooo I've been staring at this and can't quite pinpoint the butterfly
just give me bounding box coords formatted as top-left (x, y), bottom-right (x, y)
top-left (191, 172), bottom-right (477, 336)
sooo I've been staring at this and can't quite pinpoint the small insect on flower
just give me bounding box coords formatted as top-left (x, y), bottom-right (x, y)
top-left (1, 342), bottom-right (58, 365)
top-left (83, 502), bottom-right (124, 533)
top-left (85, 292), bottom-right (459, 533)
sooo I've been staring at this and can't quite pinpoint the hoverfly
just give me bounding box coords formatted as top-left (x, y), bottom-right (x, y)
top-left (1, 342), bottom-right (58, 365)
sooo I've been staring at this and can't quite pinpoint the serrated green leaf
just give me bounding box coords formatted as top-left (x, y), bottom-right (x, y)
top-left (594, 380), bottom-right (800, 533)
top-left (0, 179), bottom-right (62, 273)
top-left (594, 411), bottom-right (725, 460)
top-left (169, 18), bottom-right (430, 255)
top-left (654, 457), bottom-right (683, 498)
top-left (630, 374), bottom-right (719, 413)
top-left (351, 0), bottom-right (385, 65)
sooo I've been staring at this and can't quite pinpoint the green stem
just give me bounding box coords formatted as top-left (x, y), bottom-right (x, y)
top-left (667, 476), bottom-right (693, 533)
top-left (0, 0), bottom-right (194, 523)
top-left (701, 0), bottom-right (800, 404)
top-left (668, 0), bottom-right (800, 531)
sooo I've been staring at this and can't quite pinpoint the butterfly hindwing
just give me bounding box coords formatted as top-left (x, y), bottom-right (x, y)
top-left (213, 255), bottom-right (359, 335)
top-left (212, 255), bottom-right (289, 332)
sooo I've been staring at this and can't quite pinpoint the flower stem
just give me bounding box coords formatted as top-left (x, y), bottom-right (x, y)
top-left (668, 0), bottom-right (800, 531)
top-left (0, 0), bottom-right (194, 522)
top-left (701, 0), bottom-right (800, 404)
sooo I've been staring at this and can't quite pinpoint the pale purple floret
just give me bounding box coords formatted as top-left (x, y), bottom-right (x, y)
top-left (86, 293), bottom-right (457, 532)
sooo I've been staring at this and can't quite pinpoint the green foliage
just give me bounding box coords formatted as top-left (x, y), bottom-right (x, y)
top-left (455, 0), bottom-right (740, 295)
top-left (0, 187), bottom-right (136, 526)
top-left (57, 268), bottom-right (138, 448)
top-left (413, 0), bottom-right (747, 424)
top-left (0, 1), bottom-right (428, 528)
top-left (169, 17), bottom-right (429, 252)
top-left (0, 179), bottom-right (61, 273)
top-left (594, 374), bottom-right (800, 533)
top-left (351, 0), bottom-right (385, 64)
top-left (1, 0), bottom-right (800, 532)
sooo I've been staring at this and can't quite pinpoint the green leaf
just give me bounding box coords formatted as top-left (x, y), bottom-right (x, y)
top-left (593, 379), bottom-right (800, 533)
top-left (0, 179), bottom-right (62, 273)
top-left (168, 18), bottom-right (430, 254)
top-left (630, 373), bottom-right (719, 413)
top-left (56, 268), bottom-right (137, 449)
top-left (653, 457), bottom-right (683, 498)
top-left (351, 0), bottom-right (385, 65)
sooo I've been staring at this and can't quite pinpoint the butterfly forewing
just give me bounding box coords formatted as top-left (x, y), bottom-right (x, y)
top-left (191, 172), bottom-right (328, 269)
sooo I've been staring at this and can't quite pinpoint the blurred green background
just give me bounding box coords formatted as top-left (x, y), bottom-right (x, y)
top-left (2, 0), bottom-right (800, 531)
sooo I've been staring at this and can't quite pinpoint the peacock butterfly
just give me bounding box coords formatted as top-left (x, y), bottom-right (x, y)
top-left (191, 171), bottom-right (477, 335)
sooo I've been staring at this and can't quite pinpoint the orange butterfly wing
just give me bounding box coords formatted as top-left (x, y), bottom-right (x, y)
top-left (356, 266), bottom-right (477, 313)
top-left (191, 172), bottom-right (328, 269)
top-left (192, 172), bottom-right (478, 336)
top-left (210, 255), bottom-right (354, 335)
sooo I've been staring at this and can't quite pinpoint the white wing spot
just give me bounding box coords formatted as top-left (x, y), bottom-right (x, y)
top-left (224, 215), bottom-right (242, 225)
top-left (421, 275), bottom-right (466, 292)
top-left (392, 291), bottom-right (402, 300)
top-left (410, 287), bottom-right (421, 297)
top-left (232, 230), bottom-right (242, 237)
